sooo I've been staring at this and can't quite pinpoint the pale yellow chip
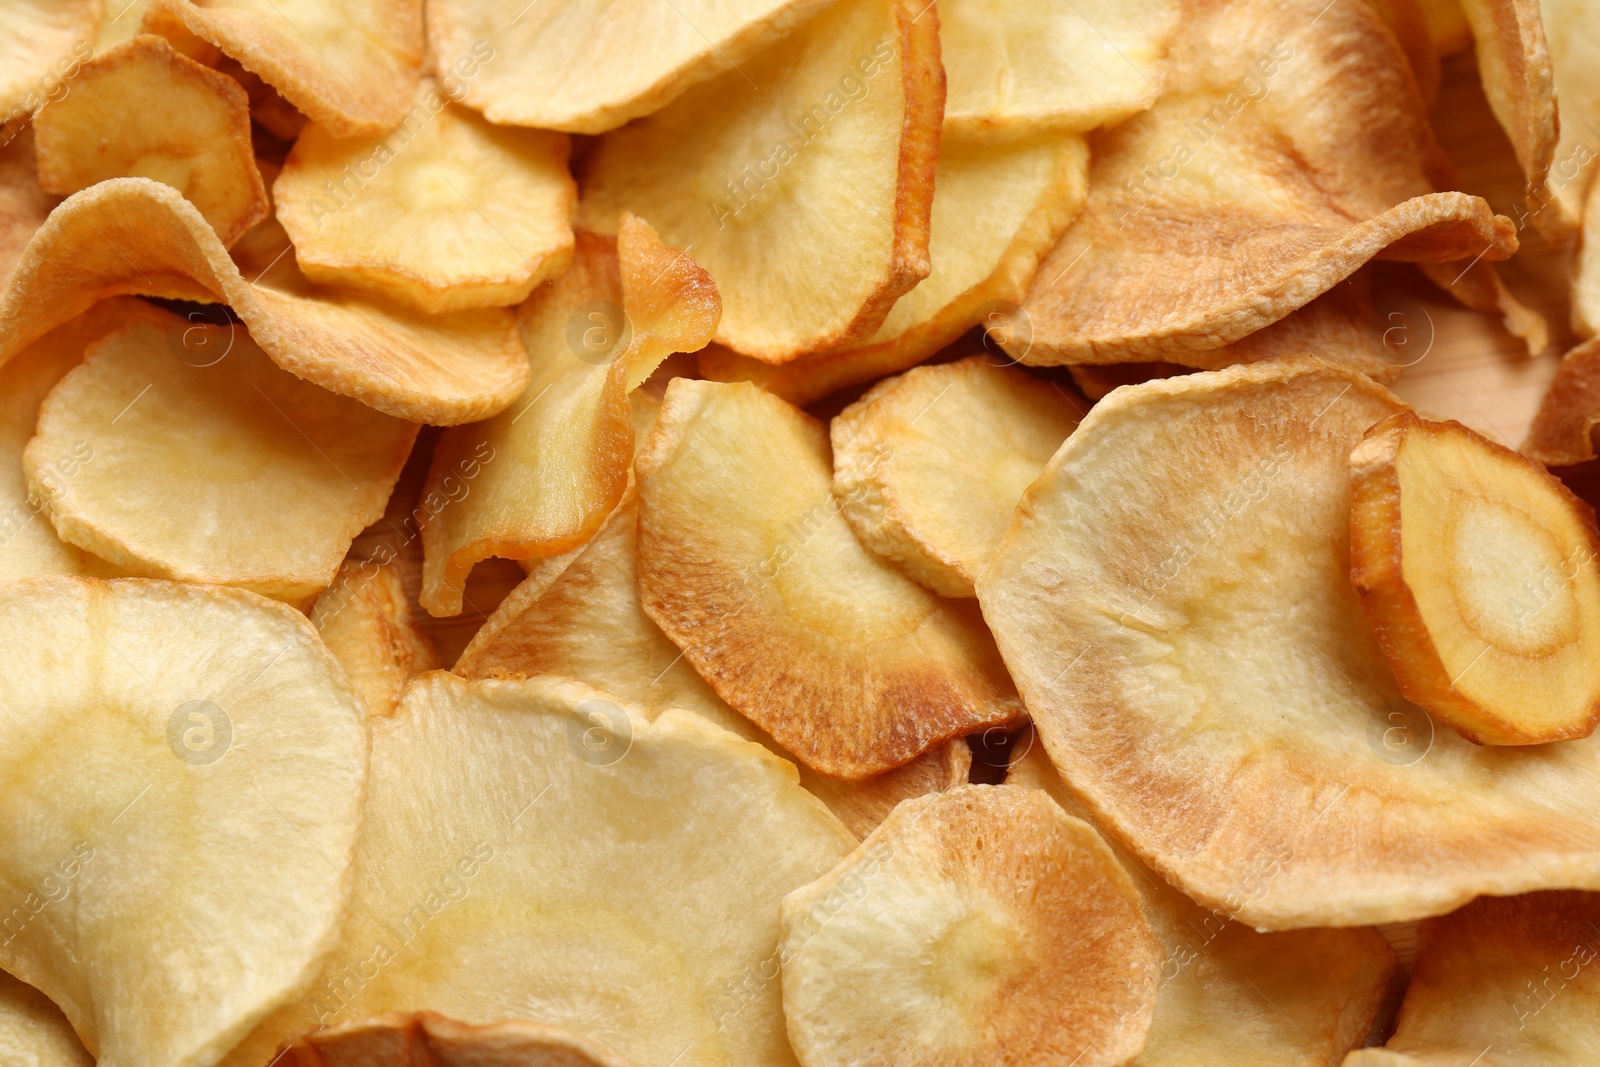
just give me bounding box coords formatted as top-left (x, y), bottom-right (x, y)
top-left (145, 0), bottom-right (422, 137)
top-left (33, 35), bottom-right (267, 247)
top-left (780, 784), bottom-right (1160, 1067)
top-left (1524, 335), bottom-right (1600, 465)
top-left (24, 307), bottom-right (417, 601)
top-left (939, 0), bottom-right (1177, 140)
top-left (1538, 0), bottom-right (1600, 228)
top-left (0, 178), bottom-right (528, 424)
top-left (275, 80), bottom-right (574, 313)
top-left (977, 357), bottom-right (1600, 928)
top-left (311, 559), bottom-right (440, 718)
top-left (421, 217), bottom-right (719, 616)
top-left (0, 1), bottom-right (98, 120)
top-left (1459, 0), bottom-right (1559, 233)
top-left (0, 971), bottom-right (93, 1067)
top-left (280, 1012), bottom-right (645, 1067)
top-left (579, 0), bottom-right (941, 363)
top-left (831, 355), bottom-right (1081, 597)
top-left (95, 0), bottom-right (154, 51)
top-left (1419, 0), bottom-right (1473, 56)
top-left (0, 128), bottom-right (52, 294)
top-left (0, 576), bottom-right (366, 1067)
top-left (426, 0), bottom-right (834, 134)
top-left (219, 672), bottom-right (856, 1067)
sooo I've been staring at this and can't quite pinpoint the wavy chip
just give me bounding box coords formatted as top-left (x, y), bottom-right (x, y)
top-left (24, 307), bottom-right (416, 601)
top-left (977, 358), bottom-right (1600, 928)
top-left (0, 178), bottom-right (527, 424)
top-left (220, 672), bottom-right (855, 1067)
top-left (279, 1012), bottom-right (644, 1067)
top-left (0, 971), bottom-right (92, 1067)
top-left (1004, 0), bottom-right (1515, 369)
top-left (579, 0), bottom-right (941, 362)
top-left (0, 576), bottom-right (366, 1067)
top-left (1524, 336), bottom-right (1600, 465)
top-left (1458, 0), bottom-right (1558, 232)
top-left (0, 1), bottom-right (98, 119)
top-left (275, 81), bottom-right (573, 313)
top-left (311, 560), bottom-right (440, 718)
top-left (1539, 0), bottom-right (1600, 227)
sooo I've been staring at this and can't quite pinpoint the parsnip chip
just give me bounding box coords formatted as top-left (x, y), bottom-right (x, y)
top-left (311, 560), bottom-right (440, 718)
top-left (0, 971), bottom-right (92, 1067)
top-left (977, 358), bottom-right (1600, 928)
top-left (426, 0), bottom-right (834, 134)
top-left (33, 35), bottom-right (268, 247)
top-left (0, 129), bottom-right (52, 294)
top-left (1418, 0), bottom-right (1472, 56)
top-left (780, 784), bottom-right (1159, 1067)
top-left (799, 740), bottom-right (971, 840)
top-left (220, 672), bottom-right (856, 1067)
top-left (1459, 0), bottom-right (1558, 230)
top-left (0, 1), bottom-right (98, 120)
top-left (145, 0), bottom-right (422, 138)
top-left (1539, 0), bottom-right (1600, 228)
top-left (578, 0), bottom-right (941, 363)
top-left (275, 82), bottom-right (574, 313)
top-left (0, 179), bottom-right (527, 424)
top-left (938, 0), bottom-right (1177, 140)
top-left (1004, 0), bottom-right (1516, 369)
top-left (421, 218), bottom-right (719, 616)
top-left (0, 576), bottom-right (366, 1067)
top-left (636, 377), bottom-right (1022, 779)
top-left (1350, 413), bottom-right (1600, 745)
top-left (831, 355), bottom-right (1081, 597)
top-left (1364, 0), bottom-right (1442, 106)
top-left (1345, 891), bottom-right (1600, 1067)
top-left (280, 1012), bottom-right (643, 1067)
top-left (1419, 258), bottom-right (1548, 355)
top-left (1069, 362), bottom-right (1190, 401)
top-left (24, 307), bottom-right (416, 600)
top-left (95, 0), bottom-right (154, 51)
top-left (1525, 337), bottom-right (1600, 465)
top-left (1579, 181), bottom-right (1600, 337)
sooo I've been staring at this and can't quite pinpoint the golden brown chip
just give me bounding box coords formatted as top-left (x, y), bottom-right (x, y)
top-left (311, 559), bottom-right (441, 718)
top-left (1536, 0), bottom-right (1600, 228)
top-left (0, 178), bottom-right (527, 423)
top-left (799, 739), bottom-right (972, 840)
top-left (636, 377), bottom-right (1022, 779)
top-left (145, 0), bottom-right (422, 137)
top-left (1524, 336), bottom-right (1600, 465)
top-left (578, 0), bottom-right (941, 363)
top-left (1458, 0), bottom-right (1559, 232)
top-left (780, 784), bottom-right (1160, 1067)
top-left (0, 128), bottom-right (52, 293)
top-left (0, 1), bottom-right (98, 120)
top-left (1419, 258), bottom-right (1548, 355)
top-left (1579, 179), bottom-right (1600, 337)
top-left (0, 971), bottom-right (92, 1067)
top-left (95, 0), bottom-right (154, 51)
top-left (275, 80), bottom-right (574, 313)
top-left (1004, 0), bottom-right (1516, 370)
top-left (1363, 0), bottom-right (1442, 105)
top-left (977, 357), bottom-right (1600, 928)
top-left (33, 34), bottom-right (267, 247)
top-left (831, 355), bottom-right (1081, 597)
top-left (215, 55), bottom-right (304, 141)
top-left (279, 1012), bottom-right (644, 1067)
top-left (1418, 0), bottom-right (1473, 56)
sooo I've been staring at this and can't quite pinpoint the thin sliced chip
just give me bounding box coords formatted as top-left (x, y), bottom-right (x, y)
top-left (1459, 0), bottom-right (1559, 232)
top-left (1524, 336), bottom-right (1600, 465)
top-left (215, 56), bottom-right (305, 141)
top-left (938, 0), bottom-right (1177, 140)
top-left (1364, 0), bottom-right (1442, 106)
top-left (0, 971), bottom-right (92, 1067)
top-left (311, 560), bottom-right (440, 718)
top-left (0, 576), bottom-right (366, 1067)
top-left (636, 377), bottom-right (1022, 779)
top-left (421, 218), bottom-right (719, 616)
top-left (95, 0), bottom-right (153, 51)
top-left (578, 0), bottom-right (941, 363)
top-left (1350, 413), bottom-right (1600, 745)
top-left (1579, 179), bottom-right (1600, 337)
top-left (1537, 0), bottom-right (1600, 227)
top-left (24, 307), bottom-right (416, 601)
top-left (280, 1012), bottom-right (643, 1067)
top-left (1419, 258), bottom-right (1548, 355)
top-left (0, 128), bottom-right (52, 293)
top-left (275, 81), bottom-right (573, 313)
top-left (145, 0), bottom-right (421, 138)
top-left (831, 355), bottom-right (1081, 597)
top-left (1070, 361), bottom-right (1190, 401)
top-left (1005, 0), bottom-right (1516, 369)
top-left (0, 178), bottom-right (527, 424)
top-left (0, 1), bottom-right (98, 119)
top-left (426, 0), bottom-right (834, 134)
top-left (219, 672), bottom-right (856, 1067)
top-left (1419, 0), bottom-right (1472, 56)
top-left (977, 357), bottom-right (1600, 928)
top-left (799, 740), bottom-right (971, 840)
top-left (780, 784), bottom-right (1160, 1067)
top-left (33, 34), bottom-right (267, 247)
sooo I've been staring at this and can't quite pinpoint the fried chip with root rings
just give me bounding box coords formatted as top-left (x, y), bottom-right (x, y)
top-left (976, 358), bottom-right (1600, 928)
top-left (779, 784), bottom-right (1160, 1067)
top-left (218, 672), bottom-right (856, 1067)
top-left (0, 971), bottom-right (92, 1067)
top-left (578, 0), bottom-right (941, 363)
top-left (0, 576), bottom-right (366, 1067)
top-left (1458, 0), bottom-right (1558, 232)
top-left (426, 0), bottom-right (834, 134)
top-left (831, 356), bottom-right (1082, 597)
top-left (278, 1012), bottom-right (645, 1067)
top-left (1537, 0), bottom-right (1600, 228)
top-left (33, 35), bottom-right (268, 247)
top-left (0, 1), bottom-right (98, 119)
top-left (0, 179), bottom-right (527, 424)
top-left (275, 81), bottom-right (574, 313)
top-left (311, 560), bottom-right (440, 718)
top-left (635, 377), bottom-right (1022, 779)
top-left (144, 0), bottom-right (422, 138)
top-left (1003, 0), bottom-right (1517, 369)
top-left (421, 218), bottom-right (719, 617)
top-left (24, 307), bottom-right (416, 601)
top-left (1523, 336), bottom-right (1600, 465)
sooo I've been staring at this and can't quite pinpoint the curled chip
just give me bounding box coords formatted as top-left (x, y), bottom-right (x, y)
top-left (426, 0), bottom-right (833, 134)
top-left (0, 577), bottom-right (366, 1067)
top-left (1525, 337), bottom-right (1600, 465)
top-left (24, 307), bottom-right (416, 601)
top-left (1005, 0), bottom-right (1516, 369)
top-left (832, 355), bottom-right (1082, 597)
top-left (219, 672), bottom-right (856, 1067)
top-left (0, 1), bottom-right (98, 119)
top-left (275, 81), bottom-right (574, 313)
top-left (145, 0), bottom-right (422, 138)
top-left (1458, 0), bottom-right (1559, 233)
top-left (33, 34), bottom-right (268, 247)
top-left (280, 1012), bottom-right (643, 1067)
top-left (977, 358), bottom-right (1600, 928)
top-left (579, 0), bottom-right (941, 363)
top-left (421, 217), bottom-right (719, 616)
top-left (1350, 413), bottom-right (1600, 745)
top-left (0, 179), bottom-right (527, 424)
top-left (311, 559), bottom-right (440, 718)
top-left (1536, 0), bottom-right (1600, 227)
top-left (779, 784), bottom-right (1160, 1067)
top-left (0, 971), bottom-right (92, 1067)
top-left (636, 377), bottom-right (1022, 779)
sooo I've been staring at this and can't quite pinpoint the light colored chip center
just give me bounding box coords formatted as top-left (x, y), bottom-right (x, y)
top-left (1445, 493), bottom-right (1578, 655)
